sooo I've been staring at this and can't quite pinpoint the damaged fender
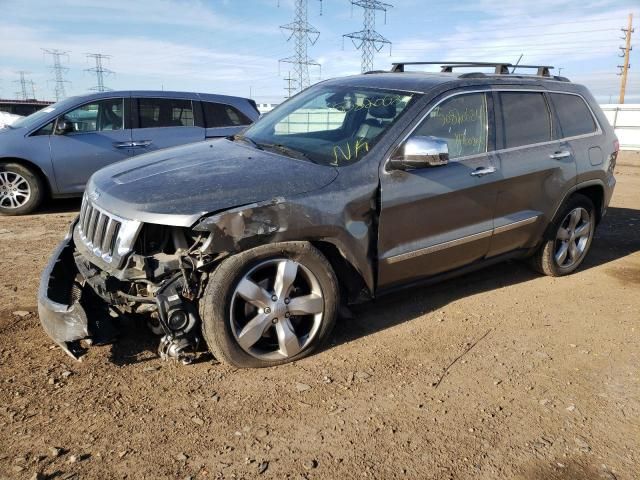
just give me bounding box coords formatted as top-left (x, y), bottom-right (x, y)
top-left (193, 185), bottom-right (377, 296)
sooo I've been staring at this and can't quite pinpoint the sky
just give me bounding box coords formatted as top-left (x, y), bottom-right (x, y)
top-left (0, 0), bottom-right (639, 104)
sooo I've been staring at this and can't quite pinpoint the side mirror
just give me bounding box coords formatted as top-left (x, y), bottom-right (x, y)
top-left (388, 136), bottom-right (449, 170)
top-left (55, 118), bottom-right (74, 135)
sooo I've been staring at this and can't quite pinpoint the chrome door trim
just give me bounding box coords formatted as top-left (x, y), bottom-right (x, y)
top-left (493, 215), bottom-right (539, 234)
top-left (385, 229), bottom-right (493, 264)
top-left (385, 214), bottom-right (541, 264)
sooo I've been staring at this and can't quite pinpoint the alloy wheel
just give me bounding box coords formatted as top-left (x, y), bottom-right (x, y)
top-left (0, 171), bottom-right (31, 209)
top-left (554, 207), bottom-right (592, 269)
top-left (230, 258), bottom-right (325, 361)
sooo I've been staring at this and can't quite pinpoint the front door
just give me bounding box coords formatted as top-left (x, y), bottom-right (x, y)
top-left (378, 91), bottom-right (499, 289)
top-left (130, 97), bottom-right (205, 155)
top-left (50, 97), bottom-right (132, 194)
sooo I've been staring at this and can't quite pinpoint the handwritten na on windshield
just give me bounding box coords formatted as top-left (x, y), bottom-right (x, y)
top-left (331, 139), bottom-right (370, 166)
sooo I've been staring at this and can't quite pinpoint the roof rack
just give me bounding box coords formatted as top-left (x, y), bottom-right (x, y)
top-left (390, 61), bottom-right (554, 77)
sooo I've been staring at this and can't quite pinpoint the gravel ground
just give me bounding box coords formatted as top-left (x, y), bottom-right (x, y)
top-left (0, 153), bottom-right (638, 480)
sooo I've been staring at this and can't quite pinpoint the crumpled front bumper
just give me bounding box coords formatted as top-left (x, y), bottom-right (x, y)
top-left (37, 222), bottom-right (89, 360)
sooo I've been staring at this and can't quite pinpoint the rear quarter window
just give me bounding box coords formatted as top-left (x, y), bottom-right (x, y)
top-left (203, 102), bottom-right (252, 128)
top-left (550, 93), bottom-right (597, 138)
top-left (498, 92), bottom-right (552, 149)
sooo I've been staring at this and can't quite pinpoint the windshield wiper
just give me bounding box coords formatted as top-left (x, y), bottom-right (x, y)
top-left (231, 134), bottom-right (262, 150)
top-left (257, 143), bottom-right (316, 163)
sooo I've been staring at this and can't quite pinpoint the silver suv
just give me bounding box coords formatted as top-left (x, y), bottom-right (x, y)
top-left (39, 62), bottom-right (617, 368)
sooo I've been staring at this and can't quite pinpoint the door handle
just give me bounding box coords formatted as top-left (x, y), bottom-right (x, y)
top-left (131, 140), bottom-right (152, 148)
top-left (113, 141), bottom-right (133, 149)
top-left (470, 166), bottom-right (497, 177)
top-left (550, 150), bottom-right (571, 160)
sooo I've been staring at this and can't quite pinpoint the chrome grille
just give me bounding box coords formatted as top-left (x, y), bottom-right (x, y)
top-left (77, 195), bottom-right (141, 266)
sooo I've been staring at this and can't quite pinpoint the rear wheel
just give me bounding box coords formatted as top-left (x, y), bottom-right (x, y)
top-left (0, 162), bottom-right (44, 216)
top-left (529, 194), bottom-right (596, 276)
top-left (200, 242), bottom-right (339, 368)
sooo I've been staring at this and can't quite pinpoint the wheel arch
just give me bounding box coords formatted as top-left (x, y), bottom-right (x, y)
top-left (310, 240), bottom-right (373, 304)
top-left (0, 156), bottom-right (53, 197)
top-left (573, 182), bottom-right (605, 224)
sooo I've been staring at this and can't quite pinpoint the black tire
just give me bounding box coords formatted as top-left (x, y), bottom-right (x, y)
top-left (0, 162), bottom-right (44, 216)
top-left (529, 193), bottom-right (596, 276)
top-left (199, 241), bottom-right (339, 368)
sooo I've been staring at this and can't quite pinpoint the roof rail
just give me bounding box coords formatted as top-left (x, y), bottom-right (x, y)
top-left (390, 61), bottom-right (554, 77)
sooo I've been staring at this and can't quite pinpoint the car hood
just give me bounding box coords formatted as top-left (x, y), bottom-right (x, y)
top-left (89, 138), bottom-right (339, 227)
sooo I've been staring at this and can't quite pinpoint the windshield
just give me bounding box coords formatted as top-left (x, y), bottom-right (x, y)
top-left (242, 85), bottom-right (418, 166)
top-left (9, 97), bottom-right (80, 130)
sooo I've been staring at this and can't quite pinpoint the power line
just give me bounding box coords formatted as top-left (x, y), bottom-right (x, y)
top-left (279, 0), bottom-right (322, 92)
top-left (343, 0), bottom-right (393, 73)
top-left (618, 13), bottom-right (634, 103)
top-left (85, 53), bottom-right (114, 92)
top-left (42, 49), bottom-right (71, 101)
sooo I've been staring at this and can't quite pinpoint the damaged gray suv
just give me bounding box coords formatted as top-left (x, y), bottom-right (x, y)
top-left (39, 62), bottom-right (617, 367)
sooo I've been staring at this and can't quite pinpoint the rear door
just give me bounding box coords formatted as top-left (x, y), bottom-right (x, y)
top-left (487, 90), bottom-right (577, 257)
top-left (201, 100), bottom-right (254, 138)
top-left (49, 96), bottom-right (132, 194)
top-left (378, 90), bottom-right (500, 289)
top-left (130, 96), bottom-right (204, 155)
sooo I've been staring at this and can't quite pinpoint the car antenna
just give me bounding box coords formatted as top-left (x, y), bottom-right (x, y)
top-left (511, 54), bottom-right (523, 74)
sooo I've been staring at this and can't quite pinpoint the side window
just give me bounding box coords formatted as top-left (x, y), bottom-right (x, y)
top-left (62, 98), bottom-right (124, 133)
top-left (413, 92), bottom-right (488, 159)
top-left (138, 98), bottom-right (194, 128)
top-left (498, 92), bottom-right (551, 149)
top-left (33, 121), bottom-right (55, 136)
top-left (550, 93), bottom-right (597, 138)
top-left (203, 102), bottom-right (251, 128)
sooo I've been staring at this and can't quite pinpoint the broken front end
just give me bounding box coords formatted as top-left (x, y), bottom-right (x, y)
top-left (38, 198), bottom-right (224, 363)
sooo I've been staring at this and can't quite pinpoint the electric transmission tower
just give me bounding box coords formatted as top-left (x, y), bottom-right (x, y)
top-left (343, 0), bottom-right (393, 73)
top-left (85, 53), bottom-right (114, 92)
top-left (42, 49), bottom-right (71, 101)
top-left (279, 0), bottom-right (322, 92)
top-left (284, 71), bottom-right (298, 98)
top-left (14, 71), bottom-right (36, 100)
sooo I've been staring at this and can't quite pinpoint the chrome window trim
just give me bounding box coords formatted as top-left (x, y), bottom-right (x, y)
top-left (385, 214), bottom-right (540, 264)
top-left (383, 88), bottom-right (602, 170)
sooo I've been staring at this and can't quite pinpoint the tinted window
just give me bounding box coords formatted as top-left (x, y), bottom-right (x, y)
top-left (413, 92), bottom-right (488, 159)
top-left (498, 92), bottom-right (551, 149)
top-left (203, 102), bottom-right (251, 127)
top-left (550, 93), bottom-right (596, 138)
top-left (138, 98), bottom-right (194, 128)
top-left (62, 98), bottom-right (124, 133)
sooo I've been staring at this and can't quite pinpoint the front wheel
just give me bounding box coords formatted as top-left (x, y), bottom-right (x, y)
top-left (0, 162), bottom-right (44, 216)
top-left (199, 242), bottom-right (339, 368)
top-left (529, 194), bottom-right (596, 276)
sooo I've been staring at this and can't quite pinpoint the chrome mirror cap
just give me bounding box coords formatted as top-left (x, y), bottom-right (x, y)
top-left (389, 136), bottom-right (449, 170)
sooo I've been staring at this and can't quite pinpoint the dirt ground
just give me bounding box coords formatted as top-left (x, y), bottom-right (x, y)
top-left (0, 153), bottom-right (638, 480)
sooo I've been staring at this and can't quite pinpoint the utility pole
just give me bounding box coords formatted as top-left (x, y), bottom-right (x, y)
top-left (85, 53), bottom-right (114, 92)
top-left (284, 71), bottom-right (297, 98)
top-left (618, 13), bottom-right (634, 104)
top-left (279, 0), bottom-right (322, 92)
top-left (42, 49), bottom-right (71, 101)
top-left (14, 71), bottom-right (35, 100)
top-left (343, 0), bottom-right (393, 73)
